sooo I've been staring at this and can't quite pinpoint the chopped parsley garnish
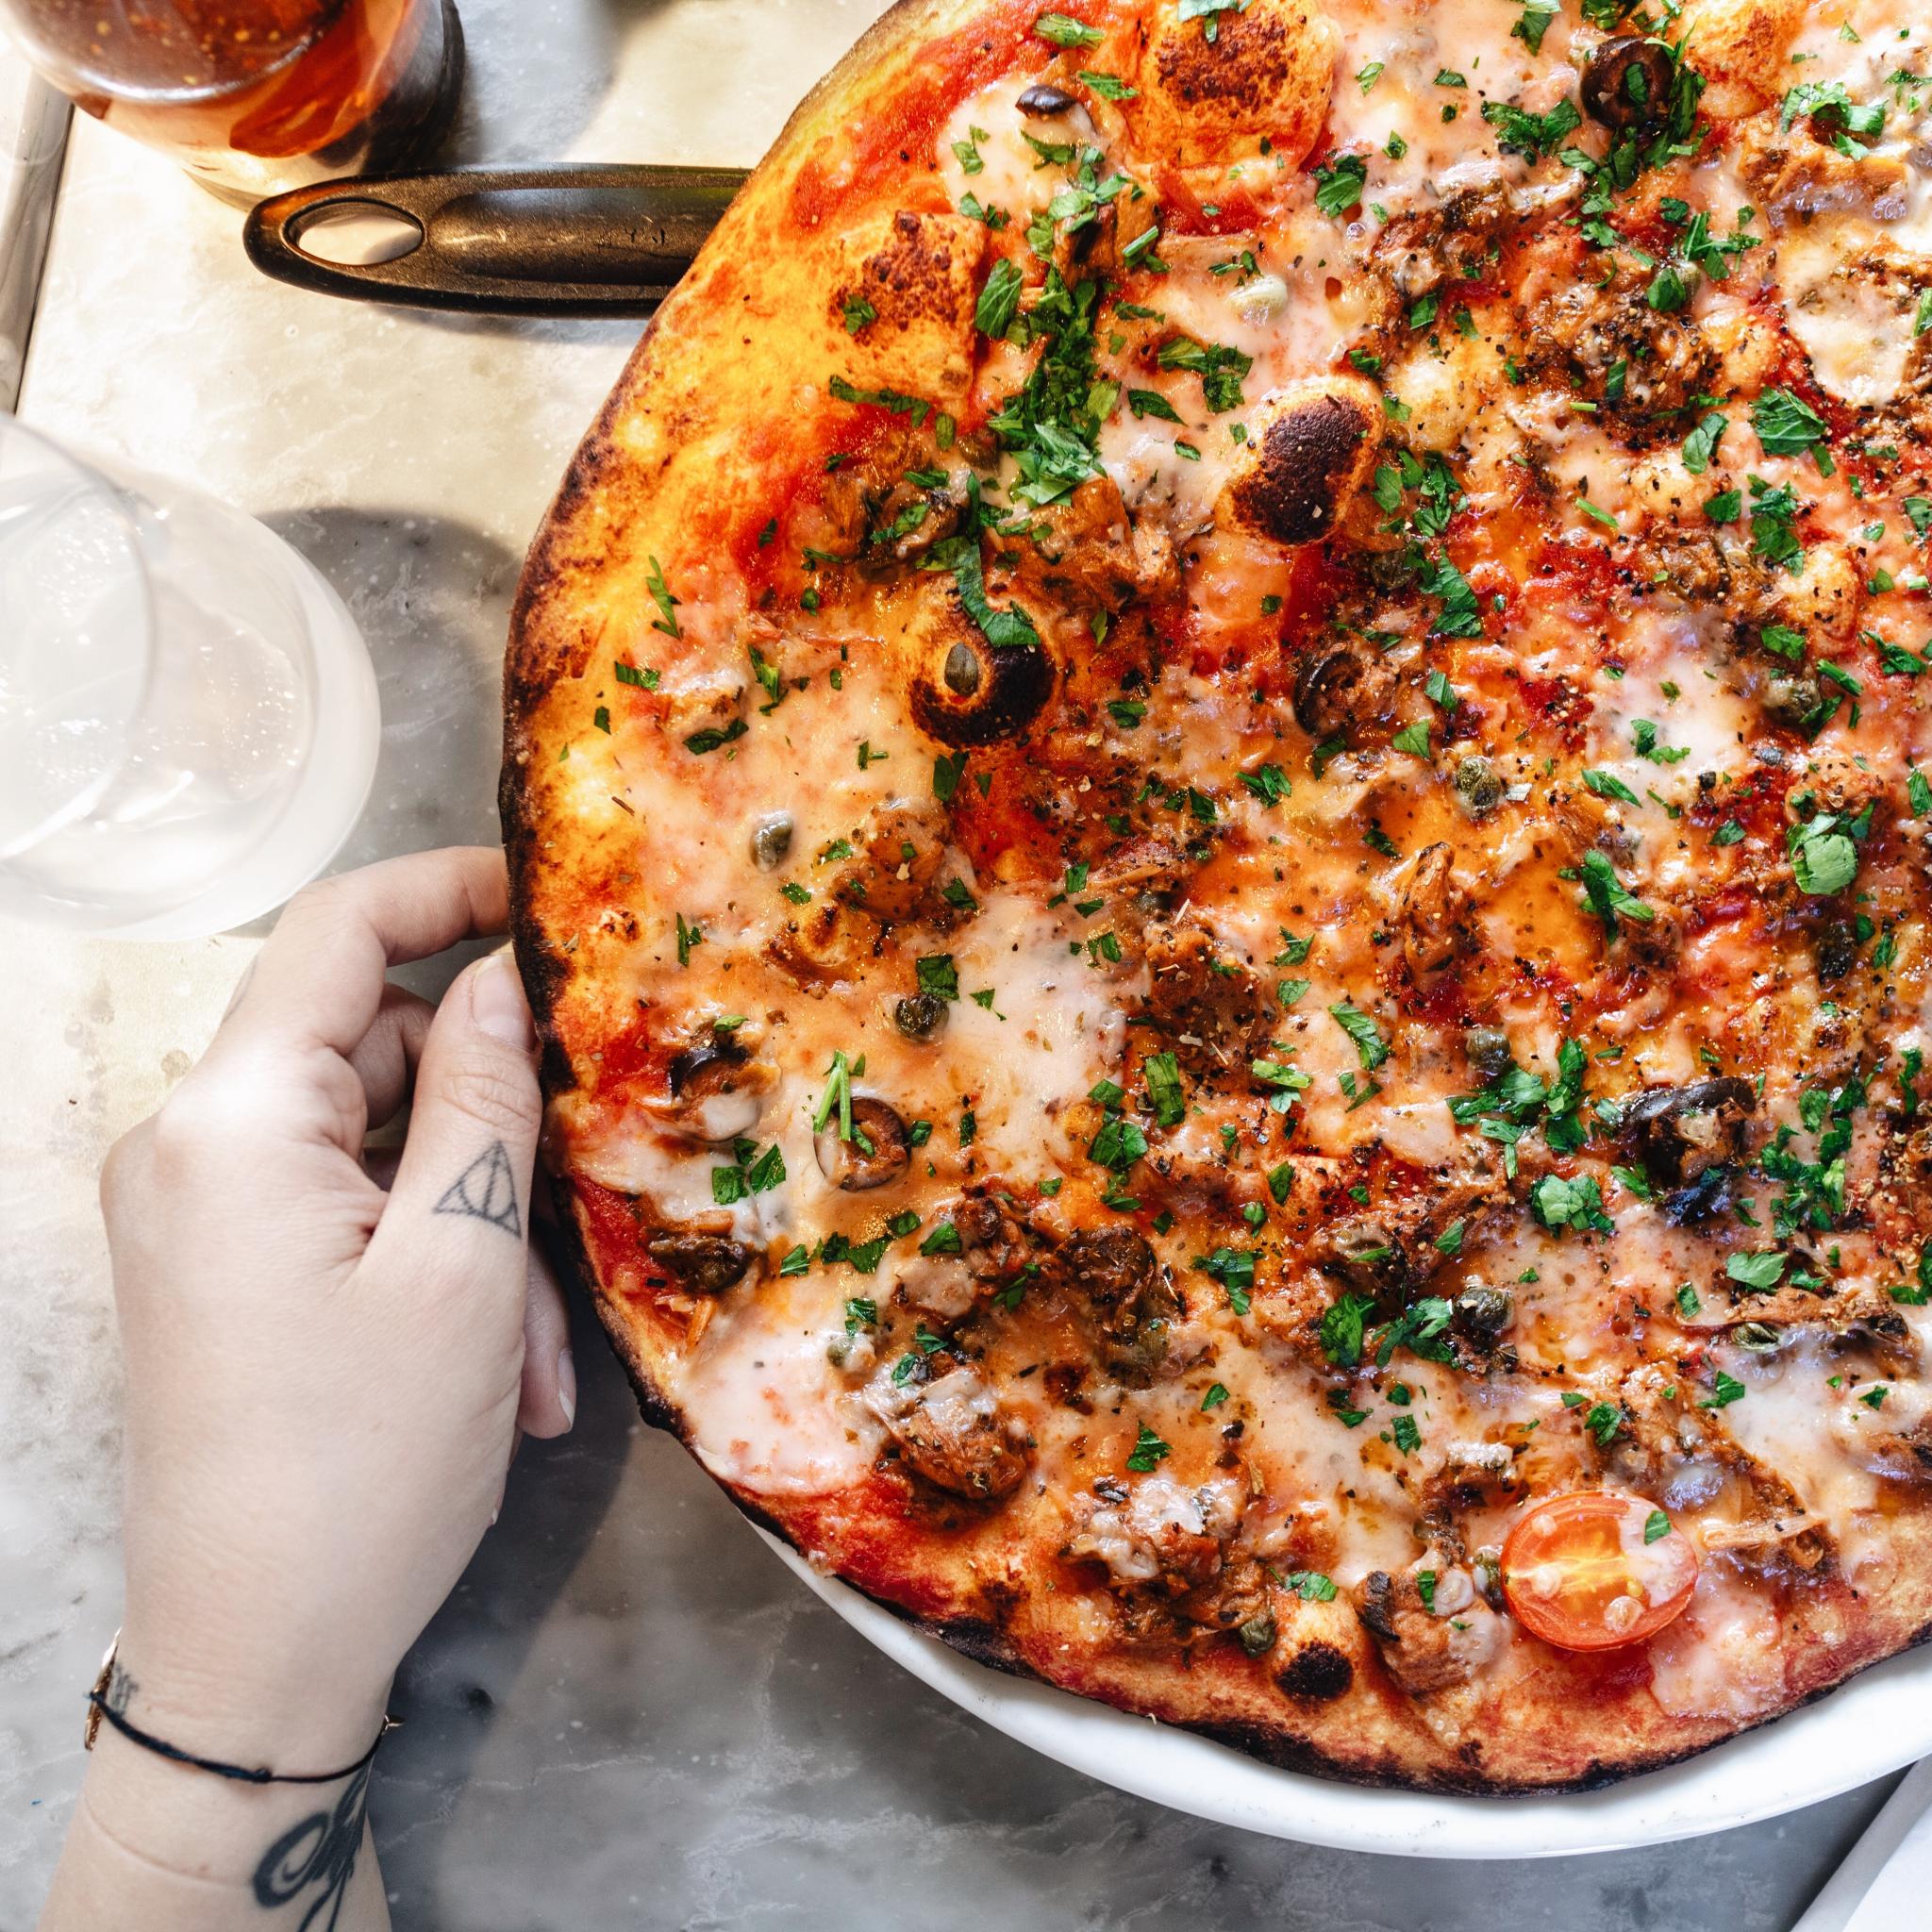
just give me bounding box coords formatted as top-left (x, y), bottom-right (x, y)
top-left (1788, 812), bottom-right (1859, 896)
top-left (1329, 1001), bottom-right (1391, 1072)
top-left (1583, 1401), bottom-right (1624, 1447)
top-left (1144, 1050), bottom-right (1187, 1127)
top-left (1578, 849), bottom-right (1656, 938)
top-left (916, 954), bottom-right (960, 1001)
top-left (1239, 762), bottom-right (1291, 806)
top-left (1512, 0), bottom-right (1558, 54)
top-left (812, 1048), bottom-right (858, 1141)
top-left (1726, 1250), bottom-right (1787, 1291)
top-left (1583, 768), bottom-right (1641, 806)
top-left (1531, 1173), bottom-right (1615, 1235)
top-left (1126, 388), bottom-right (1183, 422)
top-left (1197, 1245), bottom-right (1257, 1314)
top-left (674, 911), bottom-right (702, 968)
top-left (987, 270), bottom-right (1107, 508)
top-left (1313, 151), bottom-right (1368, 218)
top-left (1125, 1423), bottom-right (1171, 1472)
top-left (1482, 95), bottom-right (1582, 159)
top-left (1702, 1369), bottom-right (1747, 1409)
top-left (1156, 334), bottom-right (1253, 412)
top-left (1176, 0), bottom-right (1248, 38)
top-left (1319, 1291), bottom-right (1378, 1368)
top-left (1753, 386), bottom-right (1829, 461)
top-left (1682, 410), bottom-right (1727, 475)
top-left (644, 556), bottom-right (682, 639)
top-left (938, 532), bottom-right (1041, 651)
top-left (974, 257), bottom-right (1024, 340)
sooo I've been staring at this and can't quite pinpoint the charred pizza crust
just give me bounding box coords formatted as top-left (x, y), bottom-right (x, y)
top-left (506, 0), bottom-right (1932, 1790)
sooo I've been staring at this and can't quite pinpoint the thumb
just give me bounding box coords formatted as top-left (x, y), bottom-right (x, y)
top-left (371, 949), bottom-right (541, 1293)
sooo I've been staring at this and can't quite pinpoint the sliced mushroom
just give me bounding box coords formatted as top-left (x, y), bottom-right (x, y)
top-left (660, 1036), bottom-right (776, 1143)
top-left (1291, 639), bottom-right (1399, 742)
top-left (815, 1095), bottom-right (911, 1191)
top-left (870, 1365), bottom-right (1030, 1499)
top-left (1353, 1565), bottom-right (1506, 1696)
top-left (1398, 842), bottom-right (1474, 978)
top-left (1582, 36), bottom-right (1675, 133)
top-left (1055, 1227), bottom-right (1182, 1384)
top-left (1218, 376), bottom-right (1379, 548)
top-left (1142, 920), bottom-right (1275, 1075)
top-left (955, 1194), bottom-right (1031, 1280)
top-left (1056, 1227), bottom-right (1158, 1310)
top-left (1622, 1077), bottom-right (1757, 1187)
top-left (646, 1232), bottom-right (757, 1295)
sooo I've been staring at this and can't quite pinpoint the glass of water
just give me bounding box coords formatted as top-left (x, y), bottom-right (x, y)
top-left (0, 415), bottom-right (379, 938)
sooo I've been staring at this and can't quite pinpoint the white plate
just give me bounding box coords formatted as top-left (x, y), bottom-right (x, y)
top-left (762, 1532), bottom-right (1932, 1856)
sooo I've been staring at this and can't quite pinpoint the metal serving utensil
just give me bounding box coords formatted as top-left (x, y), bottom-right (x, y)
top-left (243, 163), bottom-right (749, 316)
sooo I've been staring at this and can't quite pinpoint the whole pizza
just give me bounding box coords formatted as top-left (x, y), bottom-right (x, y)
top-left (503, 0), bottom-right (1932, 1789)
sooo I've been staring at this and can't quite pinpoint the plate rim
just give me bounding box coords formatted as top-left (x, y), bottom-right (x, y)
top-left (759, 1529), bottom-right (1929, 1857)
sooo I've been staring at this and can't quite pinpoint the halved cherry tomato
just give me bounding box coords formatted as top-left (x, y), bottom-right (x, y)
top-left (1501, 1490), bottom-right (1699, 1652)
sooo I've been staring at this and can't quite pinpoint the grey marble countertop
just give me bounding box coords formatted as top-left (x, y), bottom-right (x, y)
top-left (0, 4), bottom-right (1904, 1925)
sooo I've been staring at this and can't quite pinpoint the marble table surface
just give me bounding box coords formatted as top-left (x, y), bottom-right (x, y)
top-left (0, 3), bottom-right (1907, 1925)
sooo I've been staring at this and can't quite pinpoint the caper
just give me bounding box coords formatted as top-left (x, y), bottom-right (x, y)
top-left (943, 641), bottom-right (982, 696)
top-left (894, 991), bottom-right (949, 1041)
top-left (1463, 1024), bottom-right (1513, 1081)
top-left (1453, 754), bottom-right (1504, 817)
top-left (1238, 1612), bottom-right (1279, 1658)
top-left (1763, 672), bottom-right (1823, 729)
top-left (750, 811), bottom-right (794, 870)
top-left (1453, 1286), bottom-right (1515, 1341)
top-left (1472, 1546), bottom-right (1506, 1611)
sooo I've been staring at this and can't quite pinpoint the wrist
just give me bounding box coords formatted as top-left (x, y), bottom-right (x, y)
top-left (106, 1624), bottom-right (393, 1781)
top-left (46, 1726), bottom-right (389, 1932)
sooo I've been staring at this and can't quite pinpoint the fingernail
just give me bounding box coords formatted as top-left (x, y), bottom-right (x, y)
top-left (557, 1349), bottom-right (577, 1430)
top-left (471, 952), bottom-right (535, 1050)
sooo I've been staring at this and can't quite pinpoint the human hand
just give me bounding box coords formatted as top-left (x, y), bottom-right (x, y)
top-left (97, 846), bottom-right (572, 1775)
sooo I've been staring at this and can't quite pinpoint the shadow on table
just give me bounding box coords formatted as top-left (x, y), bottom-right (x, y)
top-left (369, 1257), bottom-right (633, 1868)
top-left (236, 505), bottom-right (521, 984)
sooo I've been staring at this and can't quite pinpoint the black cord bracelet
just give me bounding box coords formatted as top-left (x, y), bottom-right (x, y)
top-left (83, 1636), bottom-right (395, 1788)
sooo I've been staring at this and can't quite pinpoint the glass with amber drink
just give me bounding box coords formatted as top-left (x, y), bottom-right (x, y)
top-left (0, 0), bottom-right (464, 205)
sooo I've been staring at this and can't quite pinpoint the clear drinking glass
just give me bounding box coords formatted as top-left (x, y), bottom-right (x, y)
top-left (0, 415), bottom-right (380, 937)
top-left (0, 0), bottom-right (465, 208)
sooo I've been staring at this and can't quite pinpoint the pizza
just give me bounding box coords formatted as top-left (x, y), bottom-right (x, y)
top-left (503, 0), bottom-right (1932, 1790)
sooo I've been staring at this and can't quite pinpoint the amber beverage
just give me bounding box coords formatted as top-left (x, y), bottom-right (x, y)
top-left (1, 0), bottom-right (464, 205)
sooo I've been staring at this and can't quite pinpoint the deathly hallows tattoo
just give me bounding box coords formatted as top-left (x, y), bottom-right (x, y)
top-left (433, 1141), bottom-right (523, 1238)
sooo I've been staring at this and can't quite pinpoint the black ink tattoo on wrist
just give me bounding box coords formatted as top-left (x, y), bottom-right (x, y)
top-left (253, 1763), bottom-right (372, 1931)
top-left (105, 1660), bottom-right (138, 1716)
top-left (433, 1141), bottom-right (523, 1238)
